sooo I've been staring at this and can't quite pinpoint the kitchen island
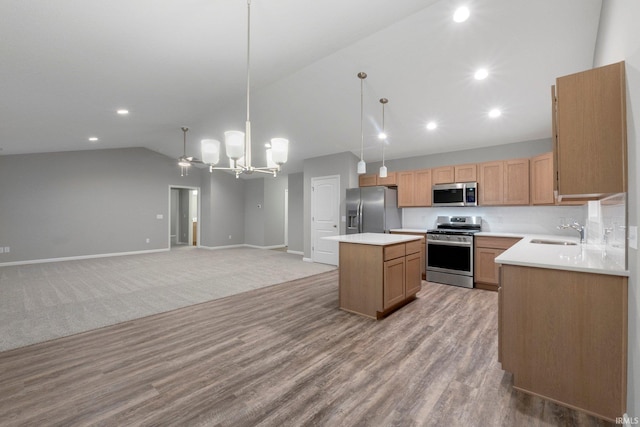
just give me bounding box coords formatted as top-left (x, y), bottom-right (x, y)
top-left (495, 236), bottom-right (628, 422)
top-left (324, 233), bottom-right (423, 319)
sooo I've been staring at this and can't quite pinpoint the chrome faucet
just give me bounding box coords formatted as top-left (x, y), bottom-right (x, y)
top-left (558, 221), bottom-right (585, 243)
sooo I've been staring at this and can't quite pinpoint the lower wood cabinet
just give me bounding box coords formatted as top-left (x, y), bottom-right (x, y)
top-left (500, 264), bottom-right (628, 422)
top-left (339, 239), bottom-right (422, 319)
top-left (390, 231), bottom-right (426, 279)
top-left (474, 236), bottom-right (521, 291)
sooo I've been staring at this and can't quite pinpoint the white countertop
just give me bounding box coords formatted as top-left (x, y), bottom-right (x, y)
top-left (389, 228), bottom-right (428, 234)
top-left (475, 231), bottom-right (527, 238)
top-left (323, 233), bottom-right (422, 246)
top-left (495, 234), bottom-right (628, 277)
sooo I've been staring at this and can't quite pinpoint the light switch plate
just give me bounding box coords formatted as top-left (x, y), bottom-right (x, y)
top-left (156, 214), bottom-right (163, 219)
top-left (629, 226), bottom-right (638, 250)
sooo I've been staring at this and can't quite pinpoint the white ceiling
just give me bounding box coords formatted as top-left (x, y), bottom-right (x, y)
top-left (0, 0), bottom-right (602, 174)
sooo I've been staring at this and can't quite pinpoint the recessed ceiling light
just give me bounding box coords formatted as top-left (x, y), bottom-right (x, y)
top-left (116, 109), bottom-right (129, 115)
top-left (488, 108), bottom-right (502, 118)
top-left (474, 68), bottom-right (488, 80)
top-left (426, 121), bottom-right (438, 130)
top-left (264, 142), bottom-right (271, 148)
top-left (378, 132), bottom-right (387, 140)
top-left (88, 137), bottom-right (99, 142)
top-left (453, 6), bottom-right (470, 23)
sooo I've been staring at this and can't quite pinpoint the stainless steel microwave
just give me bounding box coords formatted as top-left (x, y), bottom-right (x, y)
top-left (432, 182), bottom-right (478, 207)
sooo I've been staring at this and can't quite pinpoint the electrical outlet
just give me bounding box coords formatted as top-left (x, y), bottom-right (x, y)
top-left (229, 235), bottom-right (232, 240)
top-left (0, 247), bottom-right (4, 254)
top-left (4, 247), bottom-right (9, 253)
top-left (146, 238), bottom-right (150, 243)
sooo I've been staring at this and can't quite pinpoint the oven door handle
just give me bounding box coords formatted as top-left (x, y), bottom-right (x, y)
top-left (427, 240), bottom-right (472, 247)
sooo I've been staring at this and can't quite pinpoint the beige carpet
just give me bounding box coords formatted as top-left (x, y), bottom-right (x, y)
top-left (0, 247), bottom-right (335, 352)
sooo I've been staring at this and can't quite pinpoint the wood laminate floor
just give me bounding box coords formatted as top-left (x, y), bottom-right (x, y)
top-left (0, 271), bottom-right (613, 427)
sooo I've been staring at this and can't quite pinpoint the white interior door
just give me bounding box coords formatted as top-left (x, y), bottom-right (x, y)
top-left (311, 175), bottom-right (340, 265)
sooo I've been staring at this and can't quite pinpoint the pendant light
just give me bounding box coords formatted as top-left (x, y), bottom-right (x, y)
top-left (357, 72), bottom-right (367, 174)
top-left (378, 98), bottom-right (388, 178)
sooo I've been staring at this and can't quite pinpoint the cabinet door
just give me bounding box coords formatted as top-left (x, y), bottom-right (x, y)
top-left (359, 174), bottom-right (378, 187)
top-left (478, 161), bottom-right (504, 205)
top-left (474, 247), bottom-right (503, 285)
top-left (504, 159), bottom-right (530, 205)
top-left (530, 152), bottom-right (555, 205)
top-left (432, 166), bottom-right (454, 184)
top-left (397, 171), bottom-right (415, 207)
top-left (556, 61), bottom-right (626, 195)
top-left (405, 252), bottom-right (422, 296)
top-left (454, 164), bottom-right (477, 182)
top-left (377, 172), bottom-right (397, 186)
top-left (383, 257), bottom-right (406, 309)
top-left (414, 169), bottom-right (432, 206)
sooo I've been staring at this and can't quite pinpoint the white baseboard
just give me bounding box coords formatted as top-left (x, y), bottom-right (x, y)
top-left (201, 244), bottom-right (288, 251)
top-left (287, 250), bottom-right (304, 256)
top-left (244, 244), bottom-right (287, 250)
top-left (303, 257), bottom-right (313, 263)
top-left (0, 248), bottom-right (169, 267)
top-left (200, 244), bottom-right (246, 250)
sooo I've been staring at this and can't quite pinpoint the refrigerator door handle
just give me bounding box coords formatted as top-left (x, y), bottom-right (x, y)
top-left (358, 201), bottom-right (363, 233)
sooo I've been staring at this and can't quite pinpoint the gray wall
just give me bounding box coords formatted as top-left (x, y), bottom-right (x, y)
top-left (368, 138), bottom-right (553, 172)
top-left (241, 175), bottom-right (288, 248)
top-left (199, 169), bottom-right (245, 247)
top-left (303, 151), bottom-right (361, 259)
top-left (264, 175), bottom-right (288, 247)
top-left (594, 0), bottom-right (640, 417)
top-left (244, 179), bottom-right (265, 247)
top-left (287, 172), bottom-right (304, 253)
top-left (0, 147), bottom-right (202, 263)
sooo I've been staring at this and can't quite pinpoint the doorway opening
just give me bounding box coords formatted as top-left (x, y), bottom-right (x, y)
top-left (169, 185), bottom-right (200, 249)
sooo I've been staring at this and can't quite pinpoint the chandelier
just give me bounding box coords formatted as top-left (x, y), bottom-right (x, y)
top-left (199, 0), bottom-right (289, 178)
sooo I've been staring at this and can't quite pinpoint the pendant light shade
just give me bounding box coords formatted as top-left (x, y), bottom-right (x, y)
top-left (379, 165), bottom-right (388, 178)
top-left (357, 160), bottom-right (366, 174)
top-left (224, 131), bottom-right (245, 161)
top-left (201, 139), bottom-right (221, 165)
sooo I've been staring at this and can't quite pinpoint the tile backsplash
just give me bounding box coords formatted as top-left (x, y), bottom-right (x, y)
top-left (403, 193), bottom-right (627, 269)
top-left (402, 205), bottom-right (586, 236)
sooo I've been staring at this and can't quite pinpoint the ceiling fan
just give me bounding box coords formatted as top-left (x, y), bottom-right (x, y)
top-left (178, 127), bottom-right (203, 176)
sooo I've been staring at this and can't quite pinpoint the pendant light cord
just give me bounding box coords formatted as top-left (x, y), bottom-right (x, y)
top-left (246, 0), bottom-right (251, 123)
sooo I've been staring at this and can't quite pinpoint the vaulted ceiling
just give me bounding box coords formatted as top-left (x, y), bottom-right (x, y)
top-left (0, 0), bottom-right (602, 173)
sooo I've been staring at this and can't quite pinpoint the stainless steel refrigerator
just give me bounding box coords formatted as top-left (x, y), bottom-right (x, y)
top-left (346, 186), bottom-right (401, 234)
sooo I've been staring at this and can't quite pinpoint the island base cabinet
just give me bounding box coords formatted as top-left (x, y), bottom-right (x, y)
top-left (500, 265), bottom-right (627, 422)
top-left (339, 241), bottom-right (421, 319)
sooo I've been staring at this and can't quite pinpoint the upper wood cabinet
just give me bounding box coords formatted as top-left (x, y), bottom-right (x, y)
top-left (397, 169), bottom-right (432, 207)
top-left (554, 61), bottom-right (627, 197)
top-left (478, 161), bottom-right (504, 205)
top-left (454, 164), bottom-right (477, 182)
top-left (359, 172), bottom-right (397, 187)
top-left (504, 159), bottom-right (530, 205)
top-left (359, 174), bottom-right (377, 187)
top-left (478, 159), bottom-right (529, 205)
top-left (432, 166), bottom-right (454, 184)
top-left (530, 152), bottom-right (555, 205)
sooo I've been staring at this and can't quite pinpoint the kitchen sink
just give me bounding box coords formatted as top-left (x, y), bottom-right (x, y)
top-left (530, 239), bottom-right (578, 246)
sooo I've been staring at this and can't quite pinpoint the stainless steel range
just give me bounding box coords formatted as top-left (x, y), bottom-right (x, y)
top-left (426, 216), bottom-right (482, 288)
